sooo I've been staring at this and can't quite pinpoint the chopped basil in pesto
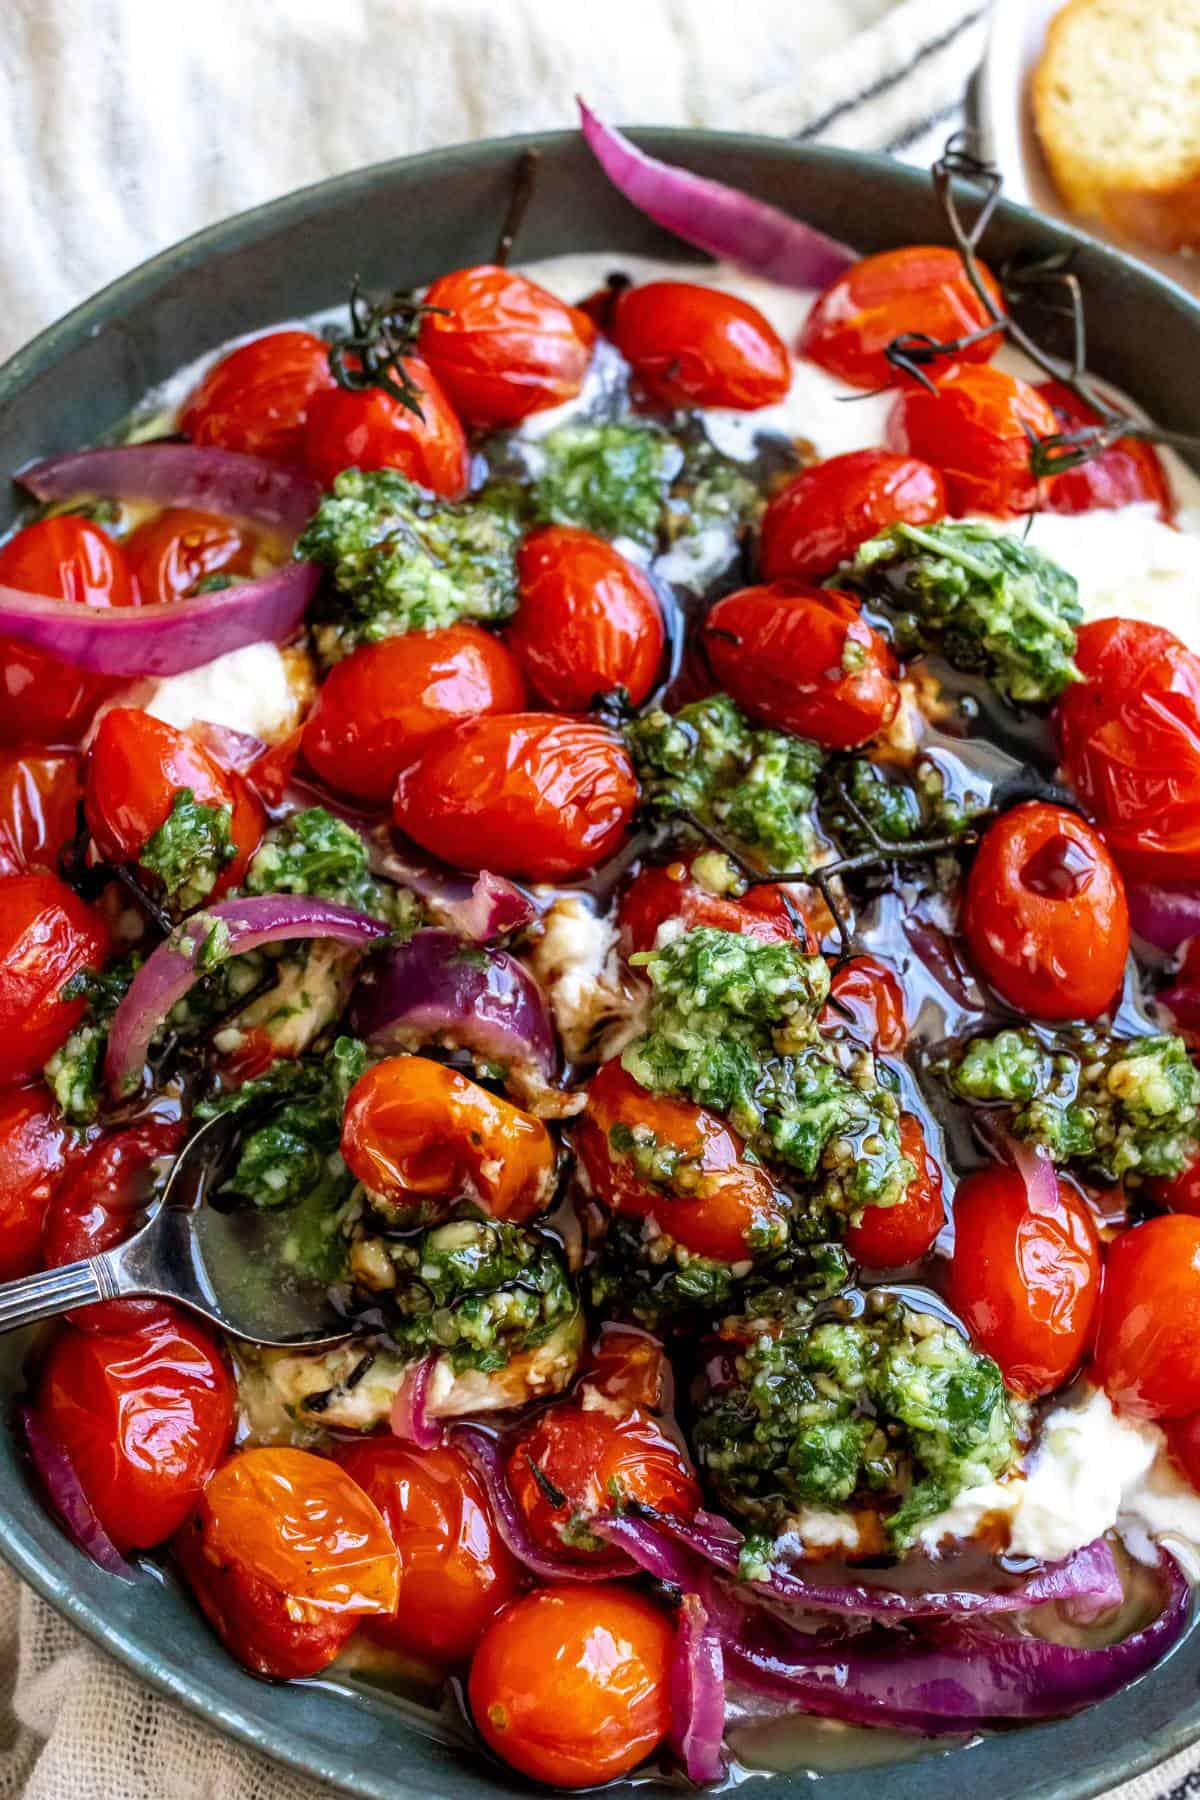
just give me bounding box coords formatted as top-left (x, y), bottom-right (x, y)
top-left (244, 806), bottom-right (418, 928)
top-left (140, 787), bottom-right (234, 911)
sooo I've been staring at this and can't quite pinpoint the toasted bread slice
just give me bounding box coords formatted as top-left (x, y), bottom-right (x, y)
top-left (1033, 0), bottom-right (1200, 252)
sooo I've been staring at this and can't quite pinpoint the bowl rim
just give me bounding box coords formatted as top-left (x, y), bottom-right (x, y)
top-left (4, 122), bottom-right (1200, 1800)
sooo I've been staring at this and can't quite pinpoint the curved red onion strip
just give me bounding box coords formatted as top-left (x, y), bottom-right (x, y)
top-left (21, 1406), bottom-right (137, 1580)
top-left (19, 443), bottom-right (320, 533)
top-left (669, 1593), bottom-right (726, 1784)
top-left (448, 1424), bottom-right (635, 1583)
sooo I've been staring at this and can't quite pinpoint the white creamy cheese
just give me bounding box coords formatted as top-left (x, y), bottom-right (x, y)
top-left (138, 640), bottom-right (308, 741)
top-left (526, 894), bottom-right (637, 1063)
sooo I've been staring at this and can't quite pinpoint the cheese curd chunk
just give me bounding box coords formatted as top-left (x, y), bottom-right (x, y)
top-left (108, 640), bottom-right (312, 743)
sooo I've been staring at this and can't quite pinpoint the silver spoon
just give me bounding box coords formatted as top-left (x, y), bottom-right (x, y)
top-left (0, 1108), bottom-right (352, 1347)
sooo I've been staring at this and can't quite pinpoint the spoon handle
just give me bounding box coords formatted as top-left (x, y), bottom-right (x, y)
top-left (0, 1257), bottom-right (120, 1332)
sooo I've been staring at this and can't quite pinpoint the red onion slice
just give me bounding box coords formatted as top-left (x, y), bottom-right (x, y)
top-left (368, 837), bottom-right (535, 942)
top-left (669, 1593), bottom-right (726, 1784)
top-left (388, 1355), bottom-right (442, 1449)
top-left (20, 443), bottom-right (320, 533)
top-left (105, 894), bottom-right (389, 1096)
top-left (22, 1406), bottom-right (137, 1580)
top-left (578, 101), bottom-right (855, 289)
top-left (1126, 881), bottom-right (1200, 953)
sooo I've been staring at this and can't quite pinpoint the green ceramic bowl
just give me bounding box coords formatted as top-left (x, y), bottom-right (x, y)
top-left (2, 129), bottom-right (1199, 1800)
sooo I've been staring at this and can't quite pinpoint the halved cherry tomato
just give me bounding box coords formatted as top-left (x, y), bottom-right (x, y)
top-left (0, 870), bottom-right (109, 1085)
top-left (703, 583), bottom-right (899, 749)
top-left (611, 281), bottom-right (790, 410)
top-left (393, 714), bottom-right (637, 883)
top-left (844, 1113), bottom-right (944, 1270)
top-left (962, 802), bottom-right (1129, 1021)
top-left (576, 1060), bottom-right (787, 1264)
top-left (179, 329), bottom-right (335, 463)
top-left (0, 516), bottom-right (138, 744)
top-left (303, 361), bottom-right (470, 499)
top-left (1165, 1412), bottom-right (1200, 1492)
top-left (798, 246), bottom-right (1004, 390)
top-left (340, 1055), bottom-right (556, 1222)
top-left (176, 1446), bottom-right (400, 1679)
top-left (37, 1310), bottom-right (235, 1549)
top-left (420, 267), bottom-right (596, 427)
top-left (618, 861), bottom-right (809, 957)
top-left (301, 626), bottom-right (527, 808)
top-left (1093, 1214), bottom-right (1200, 1418)
top-left (509, 526), bottom-right (664, 710)
top-left (945, 1163), bottom-right (1101, 1397)
top-left (889, 363), bottom-right (1060, 517)
top-left (0, 749), bottom-right (82, 877)
top-left (123, 508), bottom-right (256, 607)
top-left (581, 1322), bottom-right (668, 1412)
top-left (0, 1085), bottom-right (77, 1282)
top-left (507, 1402), bottom-right (699, 1566)
top-left (1056, 619), bottom-right (1200, 880)
top-left (759, 449), bottom-right (947, 582)
top-left (85, 708), bottom-right (263, 893)
top-left (42, 1121), bottom-right (184, 1332)
top-left (335, 1438), bottom-right (522, 1665)
top-left (822, 954), bottom-right (907, 1053)
top-left (1038, 379), bottom-right (1173, 521)
top-left (468, 1584), bottom-right (672, 1788)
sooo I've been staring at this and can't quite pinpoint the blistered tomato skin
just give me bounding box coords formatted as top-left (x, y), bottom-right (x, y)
top-left (179, 329), bottom-right (335, 463)
top-left (703, 583), bottom-right (899, 750)
top-left (123, 507), bottom-right (256, 607)
top-left (1038, 379), bottom-right (1173, 520)
top-left (301, 627), bottom-right (527, 807)
top-left (419, 266), bottom-right (596, 427)
top-left (0, 750), bottom-right (82, 878)
top-left (759, 450), bottom-right (947, 582)
top-left (1166, 1412), bottom-right (1200, 1492)
top-left (0, 1086), bottom-right (77, 1283)
top-left (822, 954), bottom-right (907, 1054)
top-left (797, 246), bottom-right (1004, 389)
top-left (889, 363), bottom-right (1060, 517)
top-left (611, 280), bottom-right (790, 410)
top-left (341, 1055), bottom-right (556, 1223)
top-left (1148, 1153), bottom-right (1200, 1217)
top-left (844, 1114), bottom-right (944, 1270)
top-left (335, 1439), bottom-right (522, 1665)
top-left (963, 803), bottom-right (1129, 1022)
top-left (392, 713), bottom-right (637, 883)
top-left (618, 863), bottom-right (809, 957)
top-left (36, 1311), bottom-right (235, 1550)
top-left (509, 526), bottom-right (664, 710)
top-left (945, 1164), bottom-right (1101, 1398)
top-left (303, 361), bottom-right (470, 499)
top-left (1093, 1215), bottom-right (1200, 1419)
top-left (468, 1584), bottom-right (673, 1788)
top-left (0, 871), bottom-right (110, 1085)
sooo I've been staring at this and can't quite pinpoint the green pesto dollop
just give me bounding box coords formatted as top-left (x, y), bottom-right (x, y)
top-left (45, 959), bottom-right (139, 1124)
top-left (244, 806), bottom-right (418, 929)
top-left (140, 787), bottom-right (235, 912)
top-left (533, 420), bottom-right (681, 547)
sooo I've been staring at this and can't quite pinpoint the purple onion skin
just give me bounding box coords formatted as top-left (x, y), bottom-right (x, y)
top-left (449, 1425), bottom-right (634, 1583)
top-left (19, 443), bottom-right (320, 533)
top-left (388, 1355), bottom-right (442, 1449)
top-left (669, 1593), bottom-right (726, 1783)
top-left (1127, 880), bottom-right (1200, 953)
top-left (21, 1407), bottom-right (136, 1580)
top-left (366, 835), bottom-right (536, 942)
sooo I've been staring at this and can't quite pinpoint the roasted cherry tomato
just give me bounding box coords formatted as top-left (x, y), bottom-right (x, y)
top-left (1038, 379), bottom-right (1173, 520)
top-left (889, 363), bottom-right (1060, 517)
top-left (336, 1438), bottom-right (522, 1665)
top-left (303, 360), bottom-right (470, 499)
top-left (797, 246), bottom-right (1004, 390)
top-left (393, 713), bottom-right (637, 883)
top-left (618, 861), bottom-right (809, 957)
top-left (1165, 1411), bottom-right (1200, 1492)
top-left (822, 954), bottom-right (908, 1053)
top-left (0, 749), bottom-right (82, 877)
top-left (176, 1446), bottom-right (400, 1679)
top-left (85, 708), bottom-right (263, 893)
top-left (581, 1322), bottom-right (668, 1412)
top-left (576, 1060), bottom-right (788, 1264)
top-left (0, 516), bottom-right (138, 744)
top-left (123, 507), bottom-right (257, 607)
top-left (703, 583), bottom-right (899, 749)
top-left (420, 267), bottom-right (596, 427)
top-left (468, 1584), bottom-right (673, 1788)
top-left (341, 1055), bottom-right (556, 1223)
top-left (509, 526), bottom-right (664, 710)
top-left (760, 449), bottom-right (947, 582)
top-left (301, 627), bottom-right (526, 808)
top-left (36, 1311), bottom-right (235, 1550)
top-left (507, 1402), bottom-right (699, 1565)
top-left (844, 1113), bottom-right (944, 1271)
top-left (1148, 1151), bottom-right (1200, 1217)
top-left (0, 870), bottom-right (109, 1085)
top-left (962, 802), bottom-right (1129, 1021)
top-left (42, 1121), bottom-right (183, 1332)
top-left (945, 1162), bottom-right (1101, 1397)
top-left (179, 329), bottom-right (335, 463)
top-left (1093, 1214), bottom-right (1200, 1418)
top-left (611, 281), bottom-right (790, 410)
top-left (1056, 618), bottom-right (1200, 880)
top-left (0, 1085), bottom-right (77, 1282)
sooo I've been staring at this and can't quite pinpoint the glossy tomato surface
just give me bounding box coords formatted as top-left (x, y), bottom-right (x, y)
top-left (123, 508), bottom-right (256, 607)
top-left (618, 862), bottom-right (809, 957)
top-left (844, 1113), bottom-right (944, 1270)
top-left (420, 266), bottom-right (596, 427)
top-left (890, 363), bottom-right (1060, 517)
top-left (1038, 379), bottom-right (1173, 520)
top-left (797, 246), bottom-right (1004, 389)
top-left (336, 1438), bottom-right (522, 1665)
top-left (303, 361), bottom-right (469, 499)
top-left (392, 713), bottom-right (637, 883)
top-left (704, 583), bottom-right (899, 749)
top-left (468, 1584), bottom-right (672, 1788)
top-left (823, 954), bottom-right (908, 1053)
top-left (0, 750), bottom-right (82, 878)
top-left (1093, 1214), bottom-right (1200, 1418)
top-left (759, 449), bottom-right (946, 582)
top-left (0, 1085), bottom-right (77, 1282)
top-left (0, 870), bottom-right (109, 1084)
top-left (509, 526), bottom-right (664, 710)
top-left (946, 1163), bottom-right (1101, 1397)
top-left (963, 803), bottom-right (1129, 1021)
top-left (179, 329), bottom-right (335, 462)
top-left (42, 1121), bottom-right (183, 1332)
top-left (612, 280), bottom-right (789, 409)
